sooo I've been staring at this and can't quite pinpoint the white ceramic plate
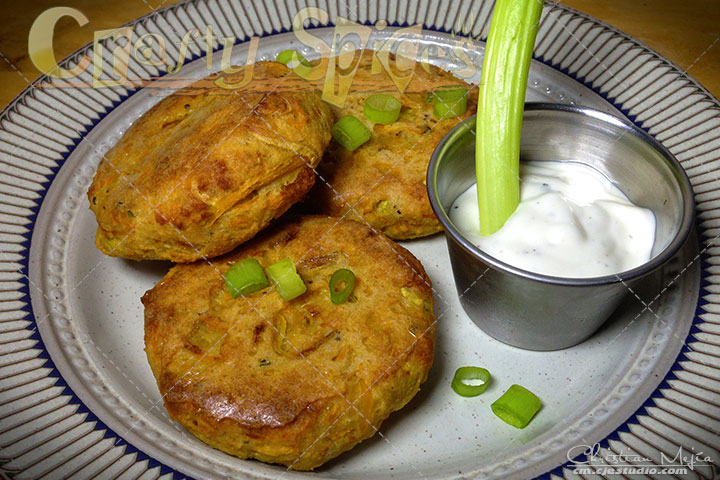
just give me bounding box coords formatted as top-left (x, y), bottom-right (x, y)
top-left (1, 1), bottom-right (719, 479)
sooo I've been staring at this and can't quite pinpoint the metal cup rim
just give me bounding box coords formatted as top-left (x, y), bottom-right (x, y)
top-left (427, 102), bottom-right (696, 287)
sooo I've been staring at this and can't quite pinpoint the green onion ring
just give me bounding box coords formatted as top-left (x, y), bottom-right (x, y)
top-left (265, 258), bottom-right (307, 302)
top-left (332, 115), bottom-right (371, 152)
top-left (433, 87), bottom-right (468, 119)
top-left (276, 49), bottom-right (311, 68)
top-left (491, 384), bottom-right (542, 428)
top-left (224, 258), bottom-right (268, 297)
top-left (364, 94), bottom-right (402, 124)
top-left (451, 366), bottom-right (491, 397)
top-left (329, 269), bottom-right (355, 304)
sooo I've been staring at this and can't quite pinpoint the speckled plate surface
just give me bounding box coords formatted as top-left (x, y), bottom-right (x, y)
top-left (1, 1), bottom-right (719, 479)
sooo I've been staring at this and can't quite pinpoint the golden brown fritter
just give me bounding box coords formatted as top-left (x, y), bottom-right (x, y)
top-left (88, 62), bottom-right (333, 262)
top-left (143, 216), bottom-right (435, 470)
top-left (308, 51), bottom-right (478, 239)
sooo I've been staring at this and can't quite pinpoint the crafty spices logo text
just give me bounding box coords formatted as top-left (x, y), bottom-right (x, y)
top-left (27, 6), bottom-right (479, 107)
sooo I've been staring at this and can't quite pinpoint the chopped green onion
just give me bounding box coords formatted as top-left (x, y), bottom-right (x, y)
top-left (332, 115), bottom-right (371, 152)
top-left (491, 384), bottom-right (542, 429)
top-left (266, 258), bottom-right (306, 301)
top-left (276, 50), bottom-right (313, 78)
top-left (364, 94), bottom-right (402, 124)
top-left (224, 258), bottom-right (268, 297)
top-left (433, 87), bottom-right (468, 119)
top-left (476, 0), bottom-right (543, 235)
top-left (329, 268), bottom-right (355, 304)
top-left (276, 49), bottom-right (311, 68)
top-left (451, 366), bottom-right (491, 397)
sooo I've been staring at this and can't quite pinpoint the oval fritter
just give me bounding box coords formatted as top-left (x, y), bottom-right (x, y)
top-left (308, 51), bottom-right (478, 239)
top-left (88, 62), bottom-right (333, 262)
top-left (142, 216), bottom-right (435, 470)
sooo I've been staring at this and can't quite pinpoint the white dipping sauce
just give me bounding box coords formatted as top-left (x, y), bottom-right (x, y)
top-left (450, 161), bottom-right (656, 278)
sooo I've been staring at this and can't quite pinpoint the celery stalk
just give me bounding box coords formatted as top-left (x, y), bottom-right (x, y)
top-left (476, 0), bottom-right (543, 235)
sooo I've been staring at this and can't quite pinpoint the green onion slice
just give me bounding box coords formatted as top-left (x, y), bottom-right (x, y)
top-left (433, 87), bottom-right (468, 119)
top-left (276, 49), bottom-right (311, 68)
top-left (451, 366), bottom-right (491, 397)
top-left (224, 258), bottom-right (269, 297)
top-left (332, 115), bottom-right (371, 152)
top-left (491, 384), bottom-right (542, 429)
top-left (364, 94), bottom-right (402, 124)
top-left (329, 268), bottom-right (355, 304)
top-left (266, 258), bottom-right (306, 302)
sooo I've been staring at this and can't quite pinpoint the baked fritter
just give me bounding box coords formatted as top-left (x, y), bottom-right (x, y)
top-left (88, 62), bottom-right (332, 262)
top-left (143, 216), bottom-right (435, 470)
top-left (309, 51), bottom-right (478, 239)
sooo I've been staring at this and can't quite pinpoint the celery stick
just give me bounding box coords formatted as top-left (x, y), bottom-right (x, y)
top-left (476, 0), bottom-right (543, 235)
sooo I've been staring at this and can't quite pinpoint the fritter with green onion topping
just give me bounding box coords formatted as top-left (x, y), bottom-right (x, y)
top-left (308, 51), bottom-right (478, 239)
top-left (142, 216), bottom-right (435, 470)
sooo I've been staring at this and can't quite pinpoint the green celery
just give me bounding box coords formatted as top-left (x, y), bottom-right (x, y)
top-left (476, 0), bottom-right (543, 235)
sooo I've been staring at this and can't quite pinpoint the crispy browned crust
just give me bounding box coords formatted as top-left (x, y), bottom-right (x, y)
top-left (143, 216), bottom-right (435, 470)
top-left (88, 62), bottom-right (333, 262)
top-left (308, 51), bottom-right (478, 239)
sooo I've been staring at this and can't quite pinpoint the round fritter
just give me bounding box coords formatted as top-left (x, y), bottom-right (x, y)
top-left (88, 62), bottom-right (333, 262)
top-left (308, 51), bottom-right (478, 239)
top-left (142, 216), bottom-right (435, 470)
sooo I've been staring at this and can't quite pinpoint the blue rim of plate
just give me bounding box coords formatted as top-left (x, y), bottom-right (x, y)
top-left (1, 1), bottom-right (717, 478)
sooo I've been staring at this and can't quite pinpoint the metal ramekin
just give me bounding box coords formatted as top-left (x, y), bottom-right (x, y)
top-left (428, 103), bottom-right (695, 350)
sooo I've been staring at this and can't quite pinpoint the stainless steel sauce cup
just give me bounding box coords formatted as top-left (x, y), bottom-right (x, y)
top-left (427, 103), bottom-right (695, 350)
